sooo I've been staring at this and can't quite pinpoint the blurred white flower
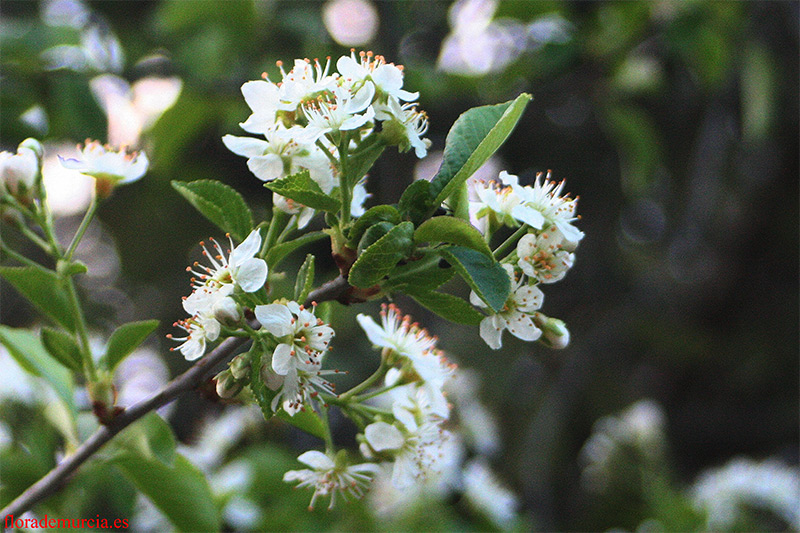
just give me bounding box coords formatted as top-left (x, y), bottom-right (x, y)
top-left (463, 459), bottom-right (518, 528)
top-left (691, 457), bottom-right (800, 530)
top-left (284, 450), bottom-right (379, 510)
top-left (59, 140), bottom-right (148, 186)
top-left (1, 139), bottom-right (41, 197)
top-left (323, 0), bottom-right (379, 47)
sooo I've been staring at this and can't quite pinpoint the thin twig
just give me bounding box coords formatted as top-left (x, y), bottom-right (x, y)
top-left (1, 276), bottom-right (352, 521)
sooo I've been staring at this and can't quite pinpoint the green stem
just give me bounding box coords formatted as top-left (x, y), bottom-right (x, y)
top-left (262, 210), bottom-right (288, 256)
top-left (353, 382), bottom-right (403, 403)
top-left (338, 134), bottom-right (352, 229)
top-left (315, 139), bottom-right (339, 169)
top-left (64, 195), bottom-right (99, 261)
top-left (12, 219), bottom-right (53, 254)
top-left (493, 224), bottom-right (529, 259)
top-left (276, 216), bottom-right (298, 244)
top-left (65, 278), bottom-right (96, 380)
top-left (319, 404), bottom-right (335, 453)
top-left (339, 356), bottom-right (388, 401)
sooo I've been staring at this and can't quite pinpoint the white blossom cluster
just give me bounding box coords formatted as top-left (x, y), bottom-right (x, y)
top-left (169, 229), bottom-right (267, 360)
top-left (223, 50), bottom-right (430, 227)
top-left (469, 170), bottom-right (583, 349)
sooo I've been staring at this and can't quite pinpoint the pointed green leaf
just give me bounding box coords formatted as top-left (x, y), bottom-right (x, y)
top-left (430, 93), bottom-right (531, 208)
top-left (294, 254), bottom-right (315, 303)
top-left (114, 453), bottom-right (219, 532)
top-left (383, 255), bottom-right (454, 292)
top-left (345, 137), bottom-right (386, 188)
top-left (171, 179), bottom-right (253, 240)
top-left (0, 325), bottom-right (75, 411)
top-left (439, 246), bottom-right (510, 312)
top-left (347, 205), bottom-right (401, 247)
top-left (405, 288), bottom-right (484, 325)
top-left (101, 320), bottom-right (160, 372)
top-left (348, 221), bottom-right (414, 288)
top-left (357, 221), bottom-right (395, 255)
top-left (265, 231), bottom-right (328, 269)
top-left (414, 216), bottom-right (492, 257)
top-left (40, 328), bottom-right (83, 372)
top-left (115, 413), bottom-right (177, 466)
top-left (265, 170), bottom-right (340, 212)
top-left (398, 179), bottom-right (434, 225)
top-left (0, 265), bottom-right (76, 331)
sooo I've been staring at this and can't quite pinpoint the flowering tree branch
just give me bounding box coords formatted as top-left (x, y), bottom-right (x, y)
top-left (0, 273), bottom-right (363, 521)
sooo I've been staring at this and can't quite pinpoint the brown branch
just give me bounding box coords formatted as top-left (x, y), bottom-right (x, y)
top-left (1, 275), bottom-right (356, 522)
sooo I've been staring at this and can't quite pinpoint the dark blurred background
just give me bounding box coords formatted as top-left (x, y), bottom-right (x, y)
top-left (2, 1), bottom-right (798, 530)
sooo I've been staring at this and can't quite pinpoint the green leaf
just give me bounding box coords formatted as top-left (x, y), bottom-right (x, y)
top-left (248, 342), bottom-right (327, 440)
top-left (438, 246), bottom-right (510, 312)
top-left (0, 265), bottom-right (76, 331)
top-left (429, 93), bottom-right (531, 208)
top-left (114, 453), bottom-right (219, 532)
top-left (40, 328), bottom-right (82, 372)
top-left (345, 137), bottom-right (386, 188)
top-left (357, 221), bottom-right (395, 255)
top-left (171, 179), bottom-right (253, 241)
top-left (294, 254), bottom-right (315, 302)
top-left (347, 205), bottom-right (401, 247)
top-left (101, 320), bottom-right (160, 372)
top-left (265, 231), bottom-right (327, 269)
top-left (398, 179), bottom-right (434, 225)
top-left (405, 288), bottom-right (484, 325)
top-left (348, 221), bottom-right (414, 288)
top-left (0, 326), bottom-right (75, 411)
top-left (265, 170), bottom-right (340, 213)
top-left (414, 216), bottom-right (492, 257)
top-left (383, 255), bottom-right (454, 291)
top-left (115, 413), bottom-right (176, 466)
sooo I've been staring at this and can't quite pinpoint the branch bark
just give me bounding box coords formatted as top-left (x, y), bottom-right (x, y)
top-left (1, 274), bottom-right (352, 522)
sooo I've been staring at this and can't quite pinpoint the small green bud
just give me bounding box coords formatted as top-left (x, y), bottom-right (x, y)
top-left (229, 353), bottom-right (251, 381)
top-left (535, 313), bottom-right (570, 349)
top-left (215, 369), bottom-right (244, 399)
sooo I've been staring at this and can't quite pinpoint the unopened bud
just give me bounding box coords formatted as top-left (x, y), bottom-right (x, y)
top-left (19, 138), bottom-right (44, 160)
top-left (215, 369), bottom-right (244, 399)
top-left (229, 353), bottom-right (251, 380)
top-left (261, 361), bottom-right (284, 391)
top-left (88, 372), bottom-right (117, 422)
top-left (1, 139), bottom-right (42, 200)
top-left (537, 315), bottom-right (570, 349)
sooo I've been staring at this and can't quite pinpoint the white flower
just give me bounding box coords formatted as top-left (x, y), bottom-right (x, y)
top-left (471, 264), bottom-right (543, 349)
top-left (516, 226), bottom-right (575, 284)
top-left (377, 96), bottom-right (430, 158)
top-left (283, 450), bottom-right (379, 510)
top-left (262, 362), bottom-right (340, 416)
top-left (508, 170), bottom-right (583, 242)
top-left (0, 139), bottom-right (41, 197)
top-left (59, 140), bottom-right (148, 185)
top-left (357, 304), bottom-right (454, 416)
top-left (238, 80), bottom-right (281, 135)
top-left (462, 460), bottom-right (519, 528)
top-left (255, 301), bottom-right (334, 375)
top-left (363, 391), bottom-right (451, 489)
top-left (337, 50), bottom-right (419, 102)
top-left (222, 125), bottom-right (334, 192)
top-left (169, 314), bottom-right (221, 361)
top-left (186, 229), bottom-right (268, 294)
top-left (302, 83), bottom-right (376, 135)
top-left (468, 174), bottom-right (524, 230)
top-left (276, 57), bottom-right (339, 112)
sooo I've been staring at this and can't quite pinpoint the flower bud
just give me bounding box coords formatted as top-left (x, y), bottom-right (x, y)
top-left (229, 353), bottom-right (251, 381)
top-left (88, 372), bottom-right (117, 421)
top-left (260, 362), bottom-right (285, 391)
top-left (534, 313), bottom-right (570, 349)
top-left (1, 139), bottom-right (42, 200)
top-left (215, 369), bottom-right (244, 399)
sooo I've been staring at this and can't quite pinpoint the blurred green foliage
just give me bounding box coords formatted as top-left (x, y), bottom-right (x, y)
top-left (1, 0), bottom-right (797, 531)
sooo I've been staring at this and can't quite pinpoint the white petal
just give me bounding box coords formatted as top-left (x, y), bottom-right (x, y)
top-left (180, 337), bottom-right (206, 360)
top-left (347, 81), bottom-right (376, 114)
top-left (356, 314), bottom-right (390, 348)
top-left (516, 233), bottom-right (537, 256)
top-left (254, 303), bottom-right (294, 337)
top-left (340, 105), bottom-right (375, 131)
top-left (371, 64), bottom-right (403, 93)
top-left (469, 290), bottom-right (487, 308)
top-left (233, 258), bottom-right (267, 292)
top-left (390, 456), bottom-right (417, 489)
top-left (230, 229), bottom-right (262, 263)
top-left (297, 450), bottom-right (334, 470)
top-left (365, 422), bottom-right (404, 451)
top-left (222, 134), bottom-right (268, 158)
top-left (241, 80), bottom-right (278, 113)
top-left (336, 55), bottom-right (365, 80)
top-left (479, 315), bottom-right (503, 350)
top-left (511, 204), bottom-right (545, 229)
top-left (514, 284), bottom-right (544, 312)
top-left (247, 154), bottom-right (284, 182)
top-left (271, 343), bottom-right (295, 375)
top-left (505, 311), bottom-right (541, 341)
